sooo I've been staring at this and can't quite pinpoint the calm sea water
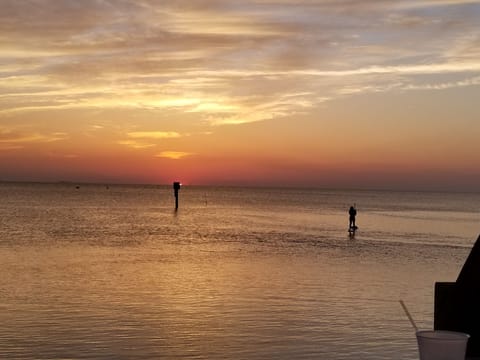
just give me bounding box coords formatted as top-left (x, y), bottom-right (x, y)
top-left (1, 182), bottom-right (479, 359)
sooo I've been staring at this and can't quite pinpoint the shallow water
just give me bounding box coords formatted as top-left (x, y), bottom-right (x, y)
top-left (0, 183), bottom-right (478, 359)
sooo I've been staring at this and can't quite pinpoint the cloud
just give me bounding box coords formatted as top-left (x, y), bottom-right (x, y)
top-left (117, 140), bottom-right (156, 149)
top-left (0, 129), bottom-right (67, 143)
top-left (1, 0), bottom-right (479, 127)
top-left (397, 0), bottom-right (480, 9)
top-left (0, 143), bottom-right (23, 151)
top-left (180, 61), bottom-right (480, 78)
top-left (47, 152), bottom-right (79, 159)
top-left (155, 151), bottom-right (194, 159)
top-left (118, 131), bottom-right (183, 150)
top-left (207, 92), bottom-right (322, 125)
top-left (127, 131), bottom-right (181, 139)
top-left (404, 76), bottom-right (480, 91)
top-left (0, 128), bottom-right (67, 149)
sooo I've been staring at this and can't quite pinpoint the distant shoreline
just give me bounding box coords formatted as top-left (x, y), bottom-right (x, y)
top-left (0, 179), bottom-right (479, 194)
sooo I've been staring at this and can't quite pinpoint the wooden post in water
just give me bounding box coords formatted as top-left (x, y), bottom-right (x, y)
top-left (173, 182), bottom-right (181, 210)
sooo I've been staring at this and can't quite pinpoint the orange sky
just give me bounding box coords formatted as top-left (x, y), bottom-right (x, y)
top-left (1, 1), bottom-right (480, 190)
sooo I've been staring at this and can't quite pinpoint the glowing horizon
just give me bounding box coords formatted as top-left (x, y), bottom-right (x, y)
top-left (1, 1), bottom-right (480, 191)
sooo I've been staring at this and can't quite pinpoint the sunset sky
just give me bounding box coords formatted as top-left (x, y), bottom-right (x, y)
top-left (1, 0), bottom-right (480, 190)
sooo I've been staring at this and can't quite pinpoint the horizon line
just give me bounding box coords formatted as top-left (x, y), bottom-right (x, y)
top-left (1, 179), bottom-right (479, 194)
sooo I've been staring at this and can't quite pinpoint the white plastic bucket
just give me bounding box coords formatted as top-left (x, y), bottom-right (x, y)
top-left (416, 330), bottom-right (470, 360)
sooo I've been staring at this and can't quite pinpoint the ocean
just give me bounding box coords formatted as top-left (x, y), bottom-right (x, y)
top-left (0, 182), bottom-right (479, 359)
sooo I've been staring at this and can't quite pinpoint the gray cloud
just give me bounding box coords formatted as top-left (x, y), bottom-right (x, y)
top-left (1, 0), bottom-right (479, 124)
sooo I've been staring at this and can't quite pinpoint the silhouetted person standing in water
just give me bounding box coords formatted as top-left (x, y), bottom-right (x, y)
top-left (349, 205), bottom-right (357, 230)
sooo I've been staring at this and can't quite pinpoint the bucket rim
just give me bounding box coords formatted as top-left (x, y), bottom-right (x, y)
top-left (416, 330), bottom-right (470, 340)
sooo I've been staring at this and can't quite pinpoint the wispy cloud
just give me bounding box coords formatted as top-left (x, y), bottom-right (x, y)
top-left (0, 128), bottom-right (68, 152)
top-left (0, 0), bottom-right (479, 128)
top-left (397, 0), bottom-right (480, 9)
top-left (117, 140), bottom-right (156, 149)
top-left (118, 131), bottom-right (183, 150)
top-left (127, 131), bottom-right (181, 139)
top-left (404, 76), bottom-right (480, 91)
top-left (155, 151), bottom-right (194, 159)
top-left (0, 143), bottom-right (23, 151)
top-left (0, 129), bottom-right (67, 145)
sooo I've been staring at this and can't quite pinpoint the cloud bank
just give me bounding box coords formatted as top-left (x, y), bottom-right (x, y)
top-left (0, 0), bottom-right (479, 127)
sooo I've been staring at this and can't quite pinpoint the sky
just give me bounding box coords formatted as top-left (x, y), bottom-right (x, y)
top-left (1, 0), bottom-right (480, 190)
